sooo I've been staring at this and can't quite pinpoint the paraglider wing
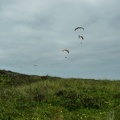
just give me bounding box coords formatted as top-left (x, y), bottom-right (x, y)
top-left (62, 49), bottom-right (69, 53)
top-left (74, 27), bottom-right (84, 31)
top-left (78, 35), bottom-right (84, 40)
top-left (34, 65), bottom-right (38, 67)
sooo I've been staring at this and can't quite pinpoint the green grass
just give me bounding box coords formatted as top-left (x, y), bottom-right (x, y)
top-left (0, 70), bottom-right (120, 120)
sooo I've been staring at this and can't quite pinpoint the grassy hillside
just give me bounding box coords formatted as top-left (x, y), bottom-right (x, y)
top-left (0, 70), bottom-right (120, 120)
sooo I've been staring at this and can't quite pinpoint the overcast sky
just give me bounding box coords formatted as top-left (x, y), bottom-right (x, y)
top-left (0, 0), bottom-right (120, 80)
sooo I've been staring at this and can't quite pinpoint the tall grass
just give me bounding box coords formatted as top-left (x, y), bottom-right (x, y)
top-left (0, 70), bottom-right (120, 120)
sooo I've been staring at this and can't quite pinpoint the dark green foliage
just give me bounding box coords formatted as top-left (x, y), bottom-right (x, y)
top-left (114, 93), bottom-right (120, 99)
top-left (81, 95), bottom-right (108, 109)
top-left (55, 90), bottom-right (82, 110)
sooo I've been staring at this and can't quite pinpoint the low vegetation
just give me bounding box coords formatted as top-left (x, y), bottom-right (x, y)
top-left (0, 70), bottom-right (120, 120)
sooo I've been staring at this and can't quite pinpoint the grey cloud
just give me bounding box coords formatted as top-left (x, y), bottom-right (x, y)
top-left (0, 0), bottom-right (120, 79)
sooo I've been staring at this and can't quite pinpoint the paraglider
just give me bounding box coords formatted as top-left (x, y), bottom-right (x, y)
top-left (74, 27), bottom-right (84, 31)
top-left (78, 35), bottom-right (84, 40)
top-left (78, 35), bottom-right (84, 44)
top-left (34, 65), bottom-right (38, 67)
top-left (62, 49), bottom-right (69, 58)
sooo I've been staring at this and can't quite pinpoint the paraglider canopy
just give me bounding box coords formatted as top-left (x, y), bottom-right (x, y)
top-left (62, 49), bottom-right (69, 53)
top-left (78, 35), bottom-right (84, 40)
top-left (74, 27), bottom-right (84, 31)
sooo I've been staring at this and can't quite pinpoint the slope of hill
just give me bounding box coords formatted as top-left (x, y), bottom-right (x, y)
top-left (0, 70), bottom-right (120, 120)
top-left (0, 70), bottom-right (61, 86)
